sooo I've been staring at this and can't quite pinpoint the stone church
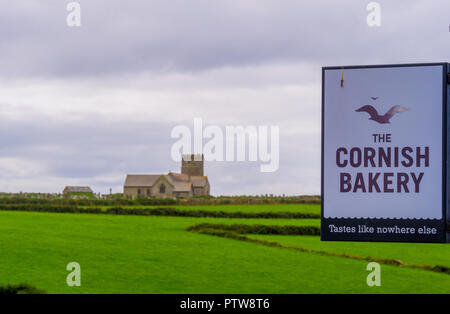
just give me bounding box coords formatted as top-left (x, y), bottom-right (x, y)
top-left (123, 154), bottom-right (210, 198)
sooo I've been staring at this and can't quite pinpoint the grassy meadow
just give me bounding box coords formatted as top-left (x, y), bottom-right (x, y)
top-left (0, 201), bottom-right (448, 294)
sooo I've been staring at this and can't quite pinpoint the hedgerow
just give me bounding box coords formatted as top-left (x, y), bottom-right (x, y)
top-left (187, 223), bottom-right (321, 235)
top-left (0, 204), bottom-right (320, 219)
top-left (0, 197), bottom-right (179, 206)
top-left (0, 195), bottom-right (320, 206)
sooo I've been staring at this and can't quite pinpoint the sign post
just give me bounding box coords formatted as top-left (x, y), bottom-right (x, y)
top-left (321, 63), bottom-right (449, 243)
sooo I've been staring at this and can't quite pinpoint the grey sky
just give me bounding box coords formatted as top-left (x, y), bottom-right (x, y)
top-left (0, 0), bottom-right (449, 194)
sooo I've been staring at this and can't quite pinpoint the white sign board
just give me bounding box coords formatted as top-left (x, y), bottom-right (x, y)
top-left (321, 63), bottom-right (448, 243)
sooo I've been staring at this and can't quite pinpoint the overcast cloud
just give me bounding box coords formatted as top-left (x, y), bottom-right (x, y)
top-left (0, 0), bottom-right (449, 195)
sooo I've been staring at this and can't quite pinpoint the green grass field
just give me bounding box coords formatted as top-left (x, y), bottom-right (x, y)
top-left (0, 203), bottom-right (448, 294)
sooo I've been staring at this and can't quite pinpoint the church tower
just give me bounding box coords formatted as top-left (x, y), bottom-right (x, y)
top-left (181, 154), bottom-right (204, 176)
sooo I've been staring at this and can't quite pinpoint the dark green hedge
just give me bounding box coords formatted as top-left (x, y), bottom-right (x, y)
top-left (0, 197), bottom-right (179, 206)
top-left (187, 223), bottom-right (321, 235)
top-left (0, 195), bottom-right (320, 206)
top-left (104, 207), bottom-right (320, 219)
top-left (0, 204), bottom-right (319, 219)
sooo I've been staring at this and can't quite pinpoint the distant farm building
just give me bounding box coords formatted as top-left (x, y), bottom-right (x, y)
top-left (63, 186), bottom-right (94, 197)
top-left (124, 154), bottom-right (210, 198)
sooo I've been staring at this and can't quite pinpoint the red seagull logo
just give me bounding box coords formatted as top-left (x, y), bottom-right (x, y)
top-left (355, 105), bottom-right (409, 124)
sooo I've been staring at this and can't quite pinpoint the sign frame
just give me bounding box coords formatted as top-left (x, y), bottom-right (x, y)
top-left (321, 62), bottom-right (449, 243)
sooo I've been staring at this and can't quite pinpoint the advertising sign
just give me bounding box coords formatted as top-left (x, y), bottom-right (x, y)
top-left (321, 63), bottom-right (449, 243)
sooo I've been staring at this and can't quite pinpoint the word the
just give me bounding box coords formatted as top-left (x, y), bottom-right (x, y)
top-left (372, 133), bottom-right (391, 143)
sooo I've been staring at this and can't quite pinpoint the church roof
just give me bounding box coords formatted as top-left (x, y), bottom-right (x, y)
top-left (171, 181), bottom-right (192, 192)
top-left (64, 186), bottom-right (93, 193)
top-left (124, 173), bottom-right (208, 190)
top-left (190, 176), bottom-right (209, 187)
top-left (124, 174), bottom-right (161, 187)
top-left (167, 172), bottom-right (189, 182)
